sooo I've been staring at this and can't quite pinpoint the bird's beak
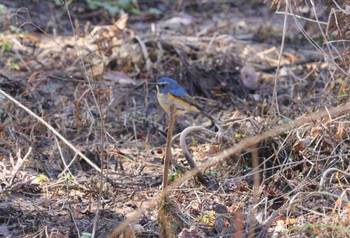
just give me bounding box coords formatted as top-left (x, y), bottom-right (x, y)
top-left (147, 81), bottom-right (159, 91)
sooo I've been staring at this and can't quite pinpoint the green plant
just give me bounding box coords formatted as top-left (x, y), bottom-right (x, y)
top-left (85, 0), bottom-right (140, 15)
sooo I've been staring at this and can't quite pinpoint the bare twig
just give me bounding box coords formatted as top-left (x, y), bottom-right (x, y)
top-left (288, 191), bottom-right (350, 210)
top-left (68, 206), bottom-right (81, 237)
top-left (108, 102), bottom-right (350, 238)
top-left (7, 147), bottom-right (32, 187)
top-left (249, 144), bottom-right (259, 238)
top-left (58, 153), bottom-right (79, 177)
top-left (0, 88), bottom-right (101, 172)
top-left (179, 126), bottom-right (216, 185)
top-left (319, 168), bottom-right (350, 190)
top-left (54, 136), bottom-right (73, 177)
top-left (134, 35), bottom-right (152, 73)
top-left (270, 0), bottom-right (289, 115)
top-left (275, 11), bottom-right (327, 25)
top-left (159, 105), bottom-right (177, 238)
top-left (163, 105), bottom-right (176, 192)
top-left (65, 2), bottom-right (109, 236)
top-left (288, 1), bottom-right (350, 78)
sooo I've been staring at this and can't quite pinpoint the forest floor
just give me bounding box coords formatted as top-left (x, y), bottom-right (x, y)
top-left (0, 1), bottom-right (350, 237)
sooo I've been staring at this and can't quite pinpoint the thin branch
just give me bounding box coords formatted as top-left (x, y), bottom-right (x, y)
top-left (0, 88), bottom-right (101, 172)
top-left (162, 105), bottom-right (176, 192)
top-left (319, 168), bottom-right (350, 190)
top-left (7, 147), bottom-right (32, 187)
top-left (271, 0), bottom-right (289, 115)
top-left (58, 153), bottom-right (79, 177)
top-left (134, 35), bottom-right (152, 73)
top-left (275, 11), bottom-right (327, 25)
top-left (179, 126), bottom-right (216, 186)
top-left (108, 102), bottom-right (350, 238)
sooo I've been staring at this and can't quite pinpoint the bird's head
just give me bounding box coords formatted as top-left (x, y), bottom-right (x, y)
top-left (156, 77), bottom-right (182, 94)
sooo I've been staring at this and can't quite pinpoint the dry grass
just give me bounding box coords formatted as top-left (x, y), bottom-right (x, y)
top-left (0, 0), bottom-right (350, 237)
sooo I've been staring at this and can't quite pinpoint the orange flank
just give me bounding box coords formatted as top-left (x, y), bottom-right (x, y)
top-left (167, 93), bottom-right (200, 113)
top-left (167, 93), bottom-right (186, 104)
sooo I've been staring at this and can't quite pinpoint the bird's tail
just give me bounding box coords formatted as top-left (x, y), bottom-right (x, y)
top-left (200, 110), bottom-right (218, 126)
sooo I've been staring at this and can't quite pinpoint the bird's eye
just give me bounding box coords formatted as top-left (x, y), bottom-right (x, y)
top-left (158, 82), bottom-right (168, 88)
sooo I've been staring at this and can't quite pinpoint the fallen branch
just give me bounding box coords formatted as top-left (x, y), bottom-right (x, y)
top-left (179, 126), bottom-right (216, 186)
top-left (6, 147), bottom-right (32, 188)
top-left (319, 167), bottom-right (350, 190)
top-left (0, 88), bottom-right (101, 173)
top-left (108, 102), bottom-right (350, 237)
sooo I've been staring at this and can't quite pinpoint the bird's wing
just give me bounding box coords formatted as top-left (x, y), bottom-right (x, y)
top-left (168, 87), bottom-right (202, 109)
top-left (168, 90), bottom-right (201, 108)
top-left (169, 92), bottom-right (217, 123)
top-left (180, 93), bottom-right (202, 109)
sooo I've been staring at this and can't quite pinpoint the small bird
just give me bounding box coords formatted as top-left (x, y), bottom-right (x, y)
top-left (156, 77), bottom-right (216, 123)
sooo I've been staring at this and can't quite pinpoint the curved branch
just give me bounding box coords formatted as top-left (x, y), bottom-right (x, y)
top-left (0, 88), bottom-right (101, 172)
top-left (319, 168), bottom-right (350, 190)
top-left (109, 102), bottom-right (350, 237)
top-left (179, 126), bottom-right (216, 186)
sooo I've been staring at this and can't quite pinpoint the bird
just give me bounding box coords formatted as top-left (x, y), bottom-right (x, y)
top-left (156, 77), bottom-right (216, 123)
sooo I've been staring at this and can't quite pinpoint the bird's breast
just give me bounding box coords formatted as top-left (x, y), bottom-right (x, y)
top-left (157, 92), bottom-right (200, 115)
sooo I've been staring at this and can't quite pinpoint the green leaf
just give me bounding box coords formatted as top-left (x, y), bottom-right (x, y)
top-left (118, 0), bottom-right (133, 8)
top-left (85, 0), bottom-right (140, 15)
top-left (169, 169), bottom-right (181, 180)
top-left (10, 62), bottom-right (21, 70)
top-left (205, 169), bottom-right (221, 177)
top-left (31, 174), bottom-right (49, 184)
top-left (148, 8), bottom-right (162, 15)
top-left (1, 42), bottom-right (11, 53)
top-left (191, 136), bottom-right (196, 145)
top-left (0, 4), bottom-right (8, 15)
top-left (86, 0), bottom-right (120, 15)
top-left (130, 7), bottom-right (141, 15)
top-left (234, 133), bottom-right (246, 138)
top-left (9, 25), bottom-right (21, 33)
top-left (80, 232), bottom-right (92, 238)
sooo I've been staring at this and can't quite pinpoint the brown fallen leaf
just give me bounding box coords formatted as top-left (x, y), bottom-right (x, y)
top-left (311, 127), bottom-right (322, 138)
top-left (335, 123), bottom-right (345, 140)
top-left (293, 136), bottom-right (312, 153)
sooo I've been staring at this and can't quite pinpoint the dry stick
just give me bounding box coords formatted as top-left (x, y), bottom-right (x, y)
top-left (159, 105), bottom-right (176, 238)
top-left (249, 144), bottom-right (259, 238)
top-left (134, 35), bottom-right (152, 73)
top-left (179, 126), bottom-right (216, 185)
top-left (92, 96), bottom-right (107, 238)
top-left (287, 1), bottom-right (350, 79)
top-left (58, 153), bottom-right (79, 177)
top-left (0, 88), bottom-right (101, 173)
top-left (108, 102), bottom-right (350, 238)
top-left (64, 4), bottom-right (107, 234)
top-left (270, 0), bottom-right (289, 115)
top-left (319, 168), bottom-right (350, 190)
top-left (7, 147), bottom-right (32, 187)
top-left (68, 207), bottom-right (81, 238)
top-left (53, 136), bottom-right (82, 188)
top-left (54, 136), bottom-right (73, 176)
top-left (163, 105), bottom-right (176, 192)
